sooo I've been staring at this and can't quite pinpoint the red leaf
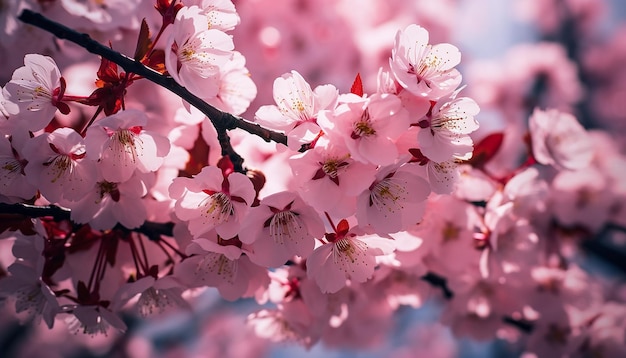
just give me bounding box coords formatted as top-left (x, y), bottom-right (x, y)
top-left (146, 49), bottom-right (166, 74)
top-left (350, 73), bottom-right (364, 97)
top-left (134, 18), bottom-right (152, 61)
top-left (467, 132), bottom-right (505, 168)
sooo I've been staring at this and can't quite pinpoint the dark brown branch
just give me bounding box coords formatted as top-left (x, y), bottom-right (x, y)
top-left (0, 202), bottom-right (70, 221)
top-left (0, 202), bottom-right (173, 238)
top-left (17, 9), bottom-right (288, 150)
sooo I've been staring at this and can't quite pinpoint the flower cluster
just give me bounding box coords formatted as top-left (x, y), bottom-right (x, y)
top-left (1, 1), bottom-right (625, 357)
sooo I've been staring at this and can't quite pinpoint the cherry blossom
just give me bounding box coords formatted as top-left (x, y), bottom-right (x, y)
top-left (59, 0), bottom-right (142, 31)
top-left (112, 275), bottom-right (188, 317)
top-left (417, 90), bottom-right (480, 163)
top-left (0, 134), bottom-right (36, 202)
top-left (529, 108), bottom-right (594, 170)
top-left (85, 109), bottom-right (170, 183)
top-left (185, 0), bottom-right (240, 32)
top-left (255, 70), bottom-right (338, 150)
top-left (306, 221), bottom-right (395, 293)
top-left (169, 164), bottom-right (255, 239)
top-left (0, 262), bottom-right (59, 328)
top-left (288, 141), bottom-right (377, 217)
top-left (240, 191), bottom-right (325, 267)
top-left (355, 164), bottom-right (431, 234)
top-left (22, 127), bottom-right (97, 203)
top-left (425, 158), bottom-right (461, 194)
top-left (319, 93), bottom-right (409, 166)
top-left (65, 304), bottom-right (127, 336)
top-left (205, 51), bottom-right (257, 115)
top-left (390, 24), bottom-right (462, 99)
top-left (164, 5), bottom-right (234, 99)
top-left (176, 233), bottom-right (270, 301)
top-left (2, 54), bottom-right (66, 131)
top-left (64, 172), bottom-right (152, 230)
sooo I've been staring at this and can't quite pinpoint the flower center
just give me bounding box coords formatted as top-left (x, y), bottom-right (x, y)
top-left (137, 287), bottom-right (172, 317)
top-left (333, 238), bottom-right (365, 264)
top-left (369, 178), bottom-right (406, 212)
top-left (110, 128), bottom-right (142, 164)
top-left (2, 159), bottom-right (22, 174)
top-left (98, 181), bottom-right (120, 202)
top-left (269, 211), bottom-right (303, 244)
top-left (43, 155), bottom-right (72, 183)
top-left (200, 192), bottom-right (233, 224)
top-left (351, 109), bottom-right (376, 138)
top-left (196, 252), bottom-right (238, 284)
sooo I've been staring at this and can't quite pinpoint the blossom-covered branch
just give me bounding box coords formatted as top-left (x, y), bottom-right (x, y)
top-left (17, 9), bottom-right (288, 149)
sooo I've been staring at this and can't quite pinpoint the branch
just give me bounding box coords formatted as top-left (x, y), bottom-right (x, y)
top-left (0, 202), bottom-right (173, 239)
top-left (17, 10), bottom-right (288, 149)
top-left (421, 271), bottom-right (454, 299)
top-left (0, 202), bottom-right (70, 221)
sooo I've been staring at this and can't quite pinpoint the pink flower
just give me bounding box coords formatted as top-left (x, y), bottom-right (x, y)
top-left (185, 0), bottom-right (241, 32)
top-left (417, 90), bottom-right (480, 163)
top-left (175, 234), bottom-right (270, 301)
top-left (240, 191), bottom-right (325, 267)
top-left (65, 304), bottom-right (127, 336)
top-left (255, 70), bottom-right (338, 150)
top-left (0, 134), bottom-right (36, 202)
top-left (319, 93), bottom-right (409, 166)
top-left (289, 141), bottom-right (377, 217)
top-left (390, 24), bottom-right (462, 99)
top-left (206, 51), bottom-right (257, 115)
top-left (64, 172), bottom-right (151, 230)
top-left (22, 128), bottom-right (97, 203)
top-left (3, 54), bottom-right (66, 131)
top-left (549, 167), bottom-right (614, 233)
top-left (59, 0), bottom-right (142, 31)
top-left (169, 165), bottom-right (255, 239)
top-left (306, 221), bottom-right (395, 293)
top-left (356, 164), bottom-right (431, 234)
top-left (85, 109), bottom-right (170, 183)
top-left (112, 276), bottom-right (188, 317)
top-left (484, 167), bottom-right (548, 237)
top-left (248, 301), bottom-right (320, 348)
top-left (425, 159), bottom-right (461, 195)
top-left (165, 6), bottom-right (234, 99)
top-left (529, 108), bottom-right (594, 170)
top-left (0, 262), bottom-right (59, 328)
top-left (414, 195), bottom-right (482, 276)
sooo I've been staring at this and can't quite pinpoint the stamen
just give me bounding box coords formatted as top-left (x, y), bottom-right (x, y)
top-left (199, 192), bottom-right (233, 224)
top-left (369, 178), bottom-right (406, 213)
top-left (269, 211), bottom-right (303, 244)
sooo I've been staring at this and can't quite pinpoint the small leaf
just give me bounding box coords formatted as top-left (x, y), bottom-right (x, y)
top-left (350, 73), bottom-right (364, 97)
top-left (466, 132), bottom-right (505, 168)
top-left (134, 19), bottom-right (152, 61)
top-left (146, 49), bottom-right (166, 74)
